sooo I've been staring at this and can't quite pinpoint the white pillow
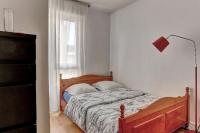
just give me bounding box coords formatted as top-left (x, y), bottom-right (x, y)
top-left (66, 83), bottom-right (97, 95)
top-left (93, 81), bottom-right (124, 91)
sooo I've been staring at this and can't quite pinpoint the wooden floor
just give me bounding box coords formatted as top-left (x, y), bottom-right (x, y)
top-left (50, 113), bottom-right (83, 133)
top-left (50, 113), bottom-right (186, 133)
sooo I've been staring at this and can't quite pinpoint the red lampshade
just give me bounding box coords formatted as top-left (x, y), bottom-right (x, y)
top-left (153, 36), bottom-right (169, 52)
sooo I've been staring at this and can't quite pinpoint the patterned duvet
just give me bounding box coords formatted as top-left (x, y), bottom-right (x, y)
top-left (64, 88), bottom-right (159, 133)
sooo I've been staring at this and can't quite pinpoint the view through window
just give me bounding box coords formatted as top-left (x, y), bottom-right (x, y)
top-left (60, 21), bottom-right (78, 78)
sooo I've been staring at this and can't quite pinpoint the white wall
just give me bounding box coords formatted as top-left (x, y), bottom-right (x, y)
top-left (85, 8), bottom-right (110, 75)
top-left (0, 0), bottom-right (50, 133)
top-left (110, 0), bottom-right (200, 127)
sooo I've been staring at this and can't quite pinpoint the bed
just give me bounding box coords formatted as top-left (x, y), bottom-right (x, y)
top-left (60, 72), bottom-right (189, 133)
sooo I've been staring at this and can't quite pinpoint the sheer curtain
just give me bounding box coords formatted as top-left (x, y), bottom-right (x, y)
top-left (60, 0), bottom-right (88, 79)
top-left (49, 0), bottom-right (63, 113)
top-left (49, 0), bottom-right (88, 113)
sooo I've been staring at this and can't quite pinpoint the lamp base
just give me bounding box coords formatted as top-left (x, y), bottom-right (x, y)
top-left (184, 130), bottom-right (199, 133)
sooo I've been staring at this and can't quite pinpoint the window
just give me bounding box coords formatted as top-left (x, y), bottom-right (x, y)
top-left (60, 21), bottom-right (78, 78)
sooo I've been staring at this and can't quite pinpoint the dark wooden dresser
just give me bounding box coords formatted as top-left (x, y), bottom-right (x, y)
top-left (0, 31), bottom-right (36, 133)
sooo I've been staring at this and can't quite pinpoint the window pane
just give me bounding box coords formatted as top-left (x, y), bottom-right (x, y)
top-left (64, 21), bottom-right (76, 46)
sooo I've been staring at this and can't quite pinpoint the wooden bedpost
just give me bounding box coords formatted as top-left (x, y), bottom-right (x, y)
top-left (60, 74), bottom-right (63, 112)
top-left (60, 74), bottom-right (63, 89)
top-left (185, 87), bottom-right (189, 96)
top-left (185, 87), bottom-right (190, 128)
top-left (120, 104), bottom-right (125, 118)
top-left (119, 104), bottom-right (125, 133)
top-left (110, 71), bottom-right (113, 81)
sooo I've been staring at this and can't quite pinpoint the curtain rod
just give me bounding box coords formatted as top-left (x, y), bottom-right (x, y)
top-left (71, 0), bottom-right (90, 7)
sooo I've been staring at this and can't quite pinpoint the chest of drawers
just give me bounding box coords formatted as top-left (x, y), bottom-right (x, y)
top-left (0, 31), bottom-right (36, 133)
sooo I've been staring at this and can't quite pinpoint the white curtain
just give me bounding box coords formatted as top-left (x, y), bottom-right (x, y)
top-left (49, 0), bottom-right (63, 113)
top-left (60, 0), bottom-right (88, 79)
top-left (49, 0), bottom-right (88, 113)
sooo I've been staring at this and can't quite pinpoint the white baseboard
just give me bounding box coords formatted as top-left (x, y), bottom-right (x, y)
top-left (188, 121), bottom-right (195, 130)
top-left (188, 121), bottom-right (200, 131)
top-left (50, 111), bottom-right (61, 117)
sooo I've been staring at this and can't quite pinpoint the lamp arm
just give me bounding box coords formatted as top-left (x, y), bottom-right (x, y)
top-left (167, 34), bottom-right (197, 66)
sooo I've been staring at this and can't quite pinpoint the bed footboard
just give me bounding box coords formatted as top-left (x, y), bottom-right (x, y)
top-left (119, 87), bottom-right (189, 133)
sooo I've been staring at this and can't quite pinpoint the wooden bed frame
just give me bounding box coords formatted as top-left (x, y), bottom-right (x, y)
top-left (60, 73), bottom-right (189, 133)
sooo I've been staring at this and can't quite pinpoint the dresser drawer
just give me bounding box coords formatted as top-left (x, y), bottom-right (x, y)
top-left (1, 124), bottom-right (36, 133)
top-left (0, 64), bottom-right (35, 86)
top-left (0, 85), bottom-right (36, 128)
top-left (0, 37), bottom-right (35, 63)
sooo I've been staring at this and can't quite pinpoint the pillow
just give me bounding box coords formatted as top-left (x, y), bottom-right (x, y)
top-left (63, 91), bottom-right (72, 102)
top-left (66, 83), bottom-right (97, 95)
top-left (93, 81), bottom-right (124, 91)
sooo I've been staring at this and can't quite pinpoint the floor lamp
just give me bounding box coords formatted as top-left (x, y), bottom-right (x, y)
top-left (152, 35), bottom-right (198, 133)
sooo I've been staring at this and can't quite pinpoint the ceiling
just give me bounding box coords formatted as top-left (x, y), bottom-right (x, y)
top-left (78, 0), bottom-right (136, 13)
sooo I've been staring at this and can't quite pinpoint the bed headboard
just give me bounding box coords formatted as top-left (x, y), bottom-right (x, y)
top-left (60, 72), bottom-right (113, 96)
